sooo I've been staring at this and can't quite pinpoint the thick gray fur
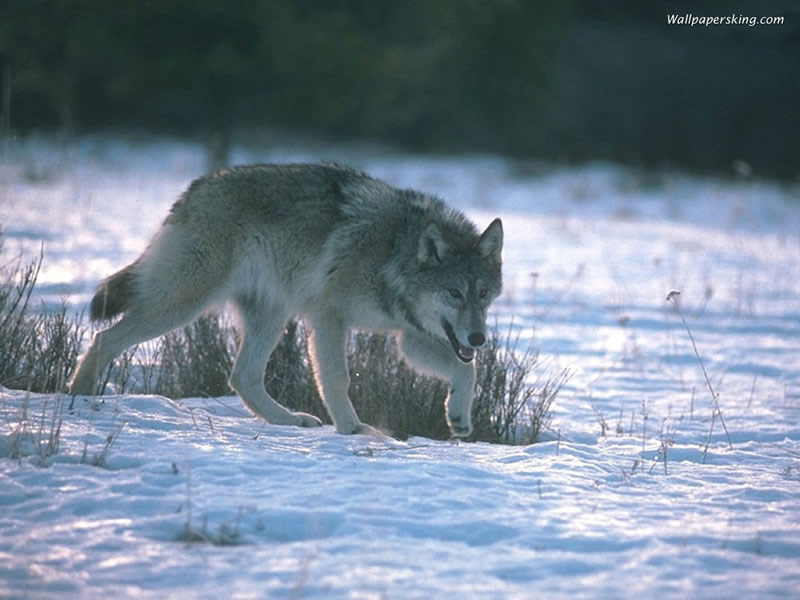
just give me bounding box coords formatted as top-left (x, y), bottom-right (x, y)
top-left (69, 163), bottom-right (503, 437)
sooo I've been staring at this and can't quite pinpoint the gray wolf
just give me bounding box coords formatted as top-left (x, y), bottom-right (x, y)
top-left (69, 163), bottom-right (503, 437)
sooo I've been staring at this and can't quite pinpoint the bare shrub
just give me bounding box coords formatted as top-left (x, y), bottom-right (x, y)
top-left (1, 395), bottom-right (65, 465)
top-left (347, 332), bottom-right (450, 440)
top-left (0, 393), bottom-right (125, 467)
top-left (0, 236), bottom-right (84, 393)
top-left (99, 345), bottom-right (140, 395)
top-left (666, 289), bottom-right (732, 462)
top-left (25, 302), bottom-right (84, 392)
top-left (0, 240), bottom-right (41, 387)
top-left (472, 324), bottom-right (570, 444)
top-left (79, 420), bottom-right (126, 467)
top-left (154, 314), bottom-right (236, 399)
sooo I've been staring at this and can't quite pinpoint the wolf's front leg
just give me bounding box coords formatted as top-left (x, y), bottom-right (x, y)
top-left (399, 332), bottom-right (476, 437)
top-left (306, 314), bottom-right (383, 436)
top-left (444, 362), bottom-right (476, 437)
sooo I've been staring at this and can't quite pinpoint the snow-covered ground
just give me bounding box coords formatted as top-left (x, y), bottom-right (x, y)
top-left (1, 135), bottom-right (799, 599)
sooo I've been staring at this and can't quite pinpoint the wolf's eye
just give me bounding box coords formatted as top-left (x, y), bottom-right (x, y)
top-left (448, 288), bottom-right (463, 300)
top-left (479, 288), bottom-right (488, 299)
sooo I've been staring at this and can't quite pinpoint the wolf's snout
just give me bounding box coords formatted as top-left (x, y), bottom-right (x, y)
top-left (467, 332), bottom-right (485, 347)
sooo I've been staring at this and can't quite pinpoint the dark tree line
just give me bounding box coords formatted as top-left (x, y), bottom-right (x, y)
top-left (2, 0), bottom-right (798, 177)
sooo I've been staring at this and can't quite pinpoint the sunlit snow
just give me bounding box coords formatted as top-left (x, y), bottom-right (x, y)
top-left (1, 135), bottom-right (799, 599)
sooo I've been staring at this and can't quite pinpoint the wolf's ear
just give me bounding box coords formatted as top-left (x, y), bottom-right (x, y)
top-left (477, 218), bottom-right (503, 263)
top-left (418, 221), bottom-right (451, 265)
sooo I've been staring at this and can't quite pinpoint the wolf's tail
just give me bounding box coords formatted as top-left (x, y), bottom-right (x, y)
top-left (90, 265), bottom-right (136, 321)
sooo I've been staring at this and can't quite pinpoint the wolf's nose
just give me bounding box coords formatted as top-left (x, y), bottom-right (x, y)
top-left (468, 332), bottom-right (485, 347)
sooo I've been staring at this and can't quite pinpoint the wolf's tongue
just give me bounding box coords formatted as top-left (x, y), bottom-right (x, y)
top-left (443, 320), bottom-right (475, 363)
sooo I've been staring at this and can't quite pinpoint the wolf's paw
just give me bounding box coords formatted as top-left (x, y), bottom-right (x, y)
top-left (354, 423), bottom-right (387, 437)
top-left (447, 414), bottom-right (473, 438)
top-left (294, 412), bottom-right (323, 428)
top-left (68, 376), bottom-right (95, 397)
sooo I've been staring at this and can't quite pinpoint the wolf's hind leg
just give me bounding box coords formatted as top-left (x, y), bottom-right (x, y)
top-left (69, 318), bottom-right (135, 395)
top-left (230, 299), bottom-right (322, 428)
top-left (70, 309), bottom-right (188, 396)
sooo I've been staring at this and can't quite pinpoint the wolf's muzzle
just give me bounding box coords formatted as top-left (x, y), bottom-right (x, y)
top-left (442, 319), bottom-right (481, 363)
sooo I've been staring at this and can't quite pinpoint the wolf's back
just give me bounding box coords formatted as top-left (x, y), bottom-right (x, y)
top-left (89, 266), bottom-right (135, 321)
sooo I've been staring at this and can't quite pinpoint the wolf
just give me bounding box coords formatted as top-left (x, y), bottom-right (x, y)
top-left (69, 163), bottom-right (503, 437)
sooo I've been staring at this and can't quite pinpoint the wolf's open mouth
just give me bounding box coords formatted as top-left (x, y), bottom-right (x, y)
top-left (442, 320), bottom-right (475, 363)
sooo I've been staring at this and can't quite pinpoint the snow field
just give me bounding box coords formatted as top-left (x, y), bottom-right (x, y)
top-left (1, 135), bottom-right (799, 598)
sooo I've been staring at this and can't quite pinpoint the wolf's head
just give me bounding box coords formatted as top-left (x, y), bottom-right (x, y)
top-left (415, 218), bottom-right (503, 362)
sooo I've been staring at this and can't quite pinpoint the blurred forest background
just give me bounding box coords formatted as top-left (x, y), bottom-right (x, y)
top-left (1, 0), bottom-right (798, 178)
